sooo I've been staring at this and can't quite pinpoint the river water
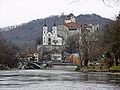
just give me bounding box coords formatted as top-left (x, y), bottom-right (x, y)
top-left (0, 70), bottom-right (120, 90)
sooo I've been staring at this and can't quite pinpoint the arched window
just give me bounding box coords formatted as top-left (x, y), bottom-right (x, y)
top-left (48, 38), bottom-right (51, 45)
top-left (97, 28), bottom-right (99, 31)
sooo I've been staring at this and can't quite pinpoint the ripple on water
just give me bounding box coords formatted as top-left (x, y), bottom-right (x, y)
top-left (0, 70), bottom-right (120, 90)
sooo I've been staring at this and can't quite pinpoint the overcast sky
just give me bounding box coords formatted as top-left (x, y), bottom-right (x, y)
top-left (0, 0), bottom-right (120, 28)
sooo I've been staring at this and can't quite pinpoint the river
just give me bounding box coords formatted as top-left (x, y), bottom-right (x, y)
top-left (0, 69), bottom-right (120, 90)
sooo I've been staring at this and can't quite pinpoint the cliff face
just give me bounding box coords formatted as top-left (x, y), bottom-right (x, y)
top-left (1, 14), bottom-right (113, 50)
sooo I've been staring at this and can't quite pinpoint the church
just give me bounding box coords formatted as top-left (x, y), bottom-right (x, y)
top-left (37, 24), bottom-right (63, 61)
top-left (37, 13), bottom-right (99, 61)
top-left (42, 23), bottom-right (62, 46)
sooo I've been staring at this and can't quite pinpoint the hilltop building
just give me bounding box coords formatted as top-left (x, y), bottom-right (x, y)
top-left (42, 23), bottom-right (62, 46)
top-left (37, 13), bottom-right (99, 61)
top-left (37, 24), bottom-right (63, 61)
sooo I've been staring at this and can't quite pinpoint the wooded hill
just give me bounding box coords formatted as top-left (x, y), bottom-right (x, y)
top-left (1, 14), bottom-right (113, 50)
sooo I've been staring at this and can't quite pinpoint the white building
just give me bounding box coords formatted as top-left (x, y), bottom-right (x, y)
top-left (37, 24), bottom-right (63, 61)
top-left (42, 24), bottom-right (62, 46)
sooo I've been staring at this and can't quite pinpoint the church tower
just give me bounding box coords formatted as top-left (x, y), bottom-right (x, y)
top-left (52, 23), bottom-right (57, 37)
top-left (43, 23), bottom-right (48, 45)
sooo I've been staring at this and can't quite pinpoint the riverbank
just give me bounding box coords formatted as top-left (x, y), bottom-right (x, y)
top-left (75, 66), bottom-right (120, 75)
top-left (86, 71), bottom-right (120, 75)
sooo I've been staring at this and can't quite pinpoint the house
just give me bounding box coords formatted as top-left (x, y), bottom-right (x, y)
top-left (65, 53), bottom-right (80, 63)
top-left (32, 52), bottom-right (39, 62)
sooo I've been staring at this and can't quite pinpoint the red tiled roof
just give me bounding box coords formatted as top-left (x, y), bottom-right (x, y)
top-left (20, 53), bottom-right (32, 58)
top-left (92, 22), bottom-right (98, 25)
top-left (64, 22), bottom-right (80, 29)
top-left (67, 13), bottom-right (75, 18)
top-left (79, 23), bottom-right (85, 27)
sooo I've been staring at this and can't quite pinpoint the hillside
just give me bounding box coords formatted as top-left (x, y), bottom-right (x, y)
top-left (1, 14), bottom-right (113, 50)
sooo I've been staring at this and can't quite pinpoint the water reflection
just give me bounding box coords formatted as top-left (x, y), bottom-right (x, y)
top-left (0, 70), bottom-right (120, 90)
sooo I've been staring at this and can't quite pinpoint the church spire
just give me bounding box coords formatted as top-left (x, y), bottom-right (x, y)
top-left (44, 22), bottom-right (47, 26)
top-left (53, 22), bottom-right (56, 26)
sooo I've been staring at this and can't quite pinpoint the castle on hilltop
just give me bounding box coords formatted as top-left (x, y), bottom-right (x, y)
top-left (37, 13), bottom-right (99, 61)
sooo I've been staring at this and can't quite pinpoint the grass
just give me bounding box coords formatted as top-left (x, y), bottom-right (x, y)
top-left (110, 66), bottom-right (120, 71)
top-left (75, 65), bottom-right (120, 72)
top-left (101, 65), bottom-right (108, 70)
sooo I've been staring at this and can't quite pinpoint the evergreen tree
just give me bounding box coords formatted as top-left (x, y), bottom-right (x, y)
top-left (103, 13), bottom-right (120, 66)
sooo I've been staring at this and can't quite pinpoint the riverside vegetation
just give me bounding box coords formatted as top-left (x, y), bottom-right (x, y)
top-left (74, 13), bottom-right (120, 74)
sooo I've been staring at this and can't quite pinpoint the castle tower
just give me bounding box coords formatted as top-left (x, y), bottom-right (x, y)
top-left (43, 23), bottom-right (48, 45)
top-left (67, 13), bottom-right (76, 23)
top-left (64, 13), bottom-right (76, 24)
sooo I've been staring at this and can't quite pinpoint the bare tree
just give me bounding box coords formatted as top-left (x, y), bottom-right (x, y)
top-left (67, 0), bottom-right (120, 7)
top-left (0, 34), bottom-right (22, 69)
top-left (65, 33), bottom-right (80, 54)
top-left (80, 30), bottom-right (104, 66)
top-left (65, 30), bottom-right (103, 66)
top-left (36, 36), bottom-right (43, 46)
top-left (102, 0), bottom-right (120, 7)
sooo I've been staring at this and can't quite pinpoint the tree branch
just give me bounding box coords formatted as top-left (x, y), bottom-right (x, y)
top-left (66, 0), bottom-right (119, 7)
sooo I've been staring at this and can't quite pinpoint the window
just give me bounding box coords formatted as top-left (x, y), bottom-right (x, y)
top-left (44, 38), bottom-right (45, 42)
top-left (97, 28), bottom-right (99, 31)
top-left (48, 34), bottom-right (51, 36)
top-left (69, 28), bottom-right (77, 31)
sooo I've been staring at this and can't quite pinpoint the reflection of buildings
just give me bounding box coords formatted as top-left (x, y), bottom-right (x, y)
top-left (37, 13), bottom-right (99, 61)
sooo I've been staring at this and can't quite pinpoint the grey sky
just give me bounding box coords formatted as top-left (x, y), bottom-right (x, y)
top-left (0, 0), bottom-right (120, 28)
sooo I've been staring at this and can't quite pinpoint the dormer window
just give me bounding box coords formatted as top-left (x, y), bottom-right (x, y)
top-left (71, 16), bottom-right (72, 18)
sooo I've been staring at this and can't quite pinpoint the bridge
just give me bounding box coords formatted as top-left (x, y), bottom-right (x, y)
top-left (52, 63), bottom-right (81, 66)
top-left (27, 60), bottom-right (81, 69)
